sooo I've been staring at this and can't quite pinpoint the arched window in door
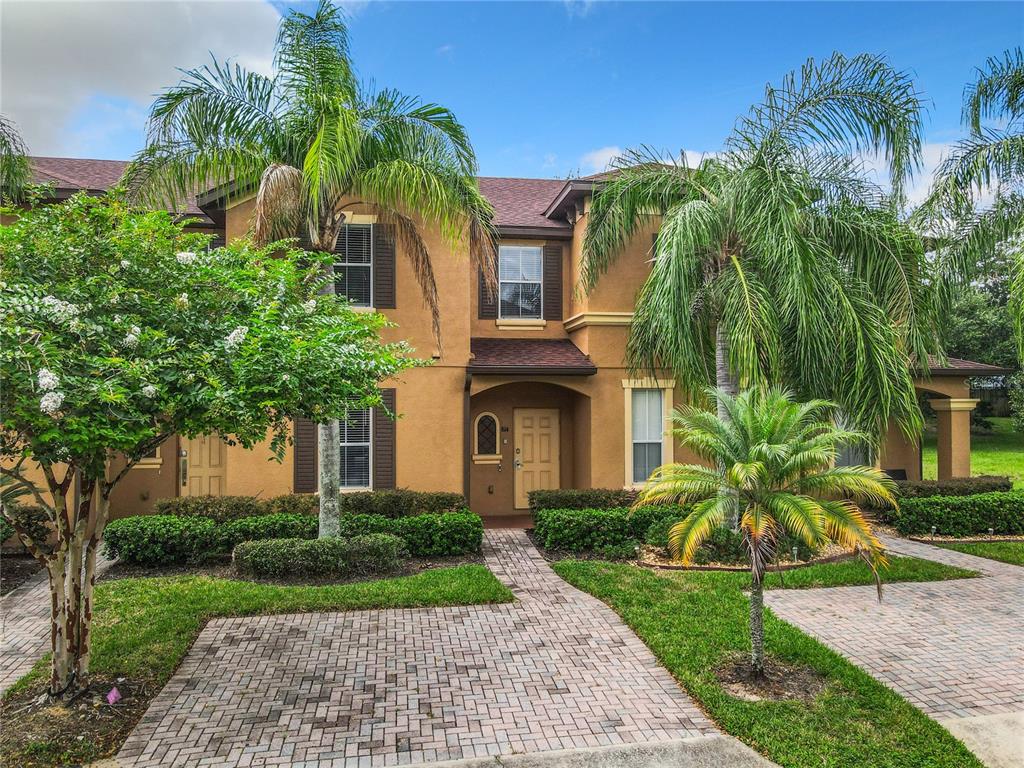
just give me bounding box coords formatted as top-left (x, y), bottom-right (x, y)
top-left (473, 412), bottom-right (501, 462)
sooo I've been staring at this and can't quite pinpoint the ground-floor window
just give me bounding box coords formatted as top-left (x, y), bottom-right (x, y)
top-left (631, 389), bottom-right (664, 483)
top-left (341, 408), bottom-right (371, 488)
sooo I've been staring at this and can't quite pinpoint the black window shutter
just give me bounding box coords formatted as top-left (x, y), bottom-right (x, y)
top-left (542, 243), bottom-right (562, 320)
top-left (478, 262), bottom-right (498, 319)
top-left (372, 223), bottom-right (396, 309)
top-left (373, 388), bottom-right (397, 489)
top-left (293, 417), bottom-right (319, 493)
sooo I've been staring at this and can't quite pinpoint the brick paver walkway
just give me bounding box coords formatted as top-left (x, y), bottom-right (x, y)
top-left (118, 530), bottom-right (716, 767)
top-left (1, 554), bottom-right (114, 694)
top-left (766, 535), bottom-right (1024, 720)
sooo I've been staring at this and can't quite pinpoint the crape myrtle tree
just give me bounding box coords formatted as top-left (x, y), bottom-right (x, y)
top-left (0, 193), bottom-right (419, 700)
top-left (125, 0), bottom-right (497, 537)
top-left (638, 388), bottom-right (894, 677)
top-left (582, 54), bottom-right (937, 455)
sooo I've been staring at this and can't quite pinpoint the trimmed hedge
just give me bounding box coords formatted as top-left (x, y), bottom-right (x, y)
top-left (644, 518), bottom-right (816, 564)
top-left (104, 510), bottom-right (482, 565)
top-left (153, 490), bottom-right (466, 521)
top-left (529, 488), bottom-right (638, 511)
top-left (894, 476), bottom-right (1012, 499)
top-left (336, 512), bottom-right (483, 557)
top-left (104, 515), bottom-right (217, 565)
top-left (533, 506), bottom-right (685, 552)
top-left (891, 491), bottom-right (1024, 536)
top-left (233, 534), bottom-right (407, 578)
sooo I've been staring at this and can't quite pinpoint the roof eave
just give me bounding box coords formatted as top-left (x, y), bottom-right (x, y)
top-left (496, 224), bottom-right (573, 240)
top-left (542, 179), bottom-right (596, 220)
top-left (466, 365), bottom-right (597, 376)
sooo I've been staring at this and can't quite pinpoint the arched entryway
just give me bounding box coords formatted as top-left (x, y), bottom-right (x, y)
top-left (468, 381), bottom-right (590, 520)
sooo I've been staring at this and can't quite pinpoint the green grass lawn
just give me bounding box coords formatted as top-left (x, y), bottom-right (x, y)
top-left (934, 540), bottom-right (1024, 566)
top-left (761, 554), bottom-right (977, 590)
top-left (922, 416), bottom-right (1024, 487)
top-left (554, 559), bottom-right (981, 768)
top-left (2, 565), bottom-right (513, 767)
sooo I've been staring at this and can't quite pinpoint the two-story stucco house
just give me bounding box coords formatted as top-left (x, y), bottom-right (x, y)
top-left (20, 157), bottom-right (1008, 525)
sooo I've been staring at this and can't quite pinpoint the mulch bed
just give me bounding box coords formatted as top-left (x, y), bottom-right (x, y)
top-left (639, 544), bottom-right (856, 572)
top-left (1, 675), bottom-right (150, 768)
top-left (1, 553), bottom-right (44, 596)
top-left (101, 552), bottom-right (484, 586)
top-left (716, 652), bottom-right (828, 703)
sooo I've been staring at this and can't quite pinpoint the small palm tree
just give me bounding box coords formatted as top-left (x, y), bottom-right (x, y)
top-left (0, 114), bottom-right (31, 201)
top-left (637, 387), bottom-right (894, 677)
top-left (126, 1), bottom-right (497, 535)
top-left (914, 48), bottom-right (1024, 361)
top-left (582, 53), bottom-right (935, 444)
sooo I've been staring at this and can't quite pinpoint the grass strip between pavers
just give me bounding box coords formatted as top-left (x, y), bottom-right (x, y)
top-left (2, 565), bottom-right (513, 768)
top-left (934, 540), bottom-right (1024, 566)
top-left (554, 558), bottom-right (983, 768)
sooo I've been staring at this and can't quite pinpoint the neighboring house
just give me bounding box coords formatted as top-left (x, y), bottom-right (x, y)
top-left (13, 158), bottom-right (1010, 524)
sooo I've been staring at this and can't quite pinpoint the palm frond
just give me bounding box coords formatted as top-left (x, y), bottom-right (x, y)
top-left (0, 114), bottom-right (31, 201)
top-left (252, 163), bottom-right (305, 245)
top-left (964, 47), bottom-right (1024, 136)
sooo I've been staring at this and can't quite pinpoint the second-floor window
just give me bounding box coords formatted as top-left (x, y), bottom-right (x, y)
top-left (335, 223), bottom-right (373, 307)
top-left (499, 245), bottom-right (543, 319)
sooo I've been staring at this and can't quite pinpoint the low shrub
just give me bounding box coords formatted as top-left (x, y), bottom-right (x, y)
top-left (891, 491), bottom-right (1024, 536)
top-left (233, 533), bottom-right (407, 578)
top-left (895, 476), bottom-right (1012, 499)
top-left (152, 495), bottom-right (265, 522)
top-left (262, 494), bottom-right (319, 517)
top-left (529, 488), bottom-right (638, 511)
top-left (644, 518), bottom-right (817, 564)
top-left (0, 516), bottom-right (15, 543)
top-left (593, 542), bottom-right (640, 561)
top-left (337, 512), bottom-right (483, 557)
top-left (1, 504), bottom-right (51, 546)
top-left (337, 490), bottom-right (466, 518)
top-left (217, 514), bottom-right (317, 551)
top-left (533, 506), bottom-right (684, 553)
top-left (104, 515), bottom-right (217, 565)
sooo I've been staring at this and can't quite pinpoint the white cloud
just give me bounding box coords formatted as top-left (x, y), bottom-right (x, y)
top-left (436, 43), bottom-right (454, 57)
top-left (0, 0), bottom-right (282, 158)
top-left (563, 0), bottom-right (595, 19)
top-left (579, 145), bottom-right (622, 173)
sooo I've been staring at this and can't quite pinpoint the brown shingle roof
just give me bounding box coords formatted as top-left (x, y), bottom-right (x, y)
top-left (476, 177), bottom-right (570, 231)
top-left (468, 337), bottom-right (596, 375)
top-left (926, 356), bottom-right (1012, 376)
top-left (28, 156), bottom-right (207, 217)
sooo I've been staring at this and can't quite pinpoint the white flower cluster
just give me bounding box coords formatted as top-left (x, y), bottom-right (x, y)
top-left (142, 384), bottom-right (158, 398)
top-left (40, 390), bottom-right (64, 417)
top-left (176, 293), bottom-right (189, 308)
top-left (40, 295), bottom-right (80, 324)
top-left (124, 325), bottom-right (141, 349)
top-left (224, 326), bottom-right (248, 351)
top-left (120, 259), bottom-right (131, 269)
top-left (37, 368), bottom-right (59, 391)
top-left (302, 299), bottom-right (317, 314)
top-left (176, 251), bottom-right (197, 265)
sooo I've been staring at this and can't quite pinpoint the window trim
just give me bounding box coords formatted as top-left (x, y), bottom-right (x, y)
top-left (334, 220), bottom-right (374, 310)
top-left (497, 243), bottom-right (544, 320)
top-left (338, 406), bottom-right (373, 491)
top-left (622, 378), bottom-right (674, 489)
top-left (472, 412), bottom-right (502, 464)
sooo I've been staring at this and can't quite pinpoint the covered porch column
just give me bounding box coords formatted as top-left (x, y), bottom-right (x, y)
top-left (928, 398), bottom-right (979, 479)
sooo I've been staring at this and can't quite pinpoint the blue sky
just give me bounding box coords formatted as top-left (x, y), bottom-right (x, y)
top-left (4, 1), bottom-right (1022, 194)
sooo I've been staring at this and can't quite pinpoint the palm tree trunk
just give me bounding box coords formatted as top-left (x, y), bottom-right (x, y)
top-left (715, 323), bottom-right (740, 528)
top-left (749, 577), bottom-right (766, 678)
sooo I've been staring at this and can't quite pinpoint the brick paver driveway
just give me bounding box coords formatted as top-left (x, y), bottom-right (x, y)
top-left (118, 530), bottom-right (717, 767)
top-left (766, 535), bottom-right (1023, 766)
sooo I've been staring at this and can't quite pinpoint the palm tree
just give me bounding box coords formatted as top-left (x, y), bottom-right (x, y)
top-left (125, 1), bottom-right (497, 535)
top-left (581, 54), bottom-right (936, 446)
top-left (914, 48), bottom-right (1024, 361)
top-left (638, 387), bottom-right (894, 677)
top-left (0, 114), bottom-right (31, 201)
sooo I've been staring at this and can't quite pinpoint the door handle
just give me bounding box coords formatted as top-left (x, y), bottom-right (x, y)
top-left (179, 452), bottom-right (188, 487)
top-left (514, 459), bottom-right (522, 470)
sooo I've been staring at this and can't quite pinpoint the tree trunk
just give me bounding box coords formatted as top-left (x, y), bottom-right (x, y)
top-left (45, 482), bottom-right (110, 700)
top-left (315, 215), bottom-right (345, 539)
top-left (714, 323), bottom-right (740, 528)
top-left (749, 577), bottom-right (765, 678)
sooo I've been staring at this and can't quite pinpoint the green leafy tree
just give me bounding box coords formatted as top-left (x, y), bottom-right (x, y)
top-left (125, 0), bottom-right (496, 536)
top-left (915, 48), bottom-right (1024, 362)
top-left (0, 193), bottom-right (418, 699)
top-left (637, 388), bottom-right (893, 677)
top-left (582, 54), bottom-right (935, 448)
top-left (0, 114), bottom-right (31, 201)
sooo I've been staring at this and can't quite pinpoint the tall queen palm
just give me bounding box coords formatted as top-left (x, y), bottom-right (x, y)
top-left (126, 1), bottom-right (497, 534)
top-left (582, 54), bottom-right (937, 446)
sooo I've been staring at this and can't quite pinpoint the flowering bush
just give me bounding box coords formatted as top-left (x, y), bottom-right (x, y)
top-left (0, 192), bottom-right (421, 698)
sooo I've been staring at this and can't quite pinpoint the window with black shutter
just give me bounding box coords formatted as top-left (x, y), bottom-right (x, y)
top-left (334, 224), bottom-right (373, 307)
top-left (340, 407), bottom-right (372, 488)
